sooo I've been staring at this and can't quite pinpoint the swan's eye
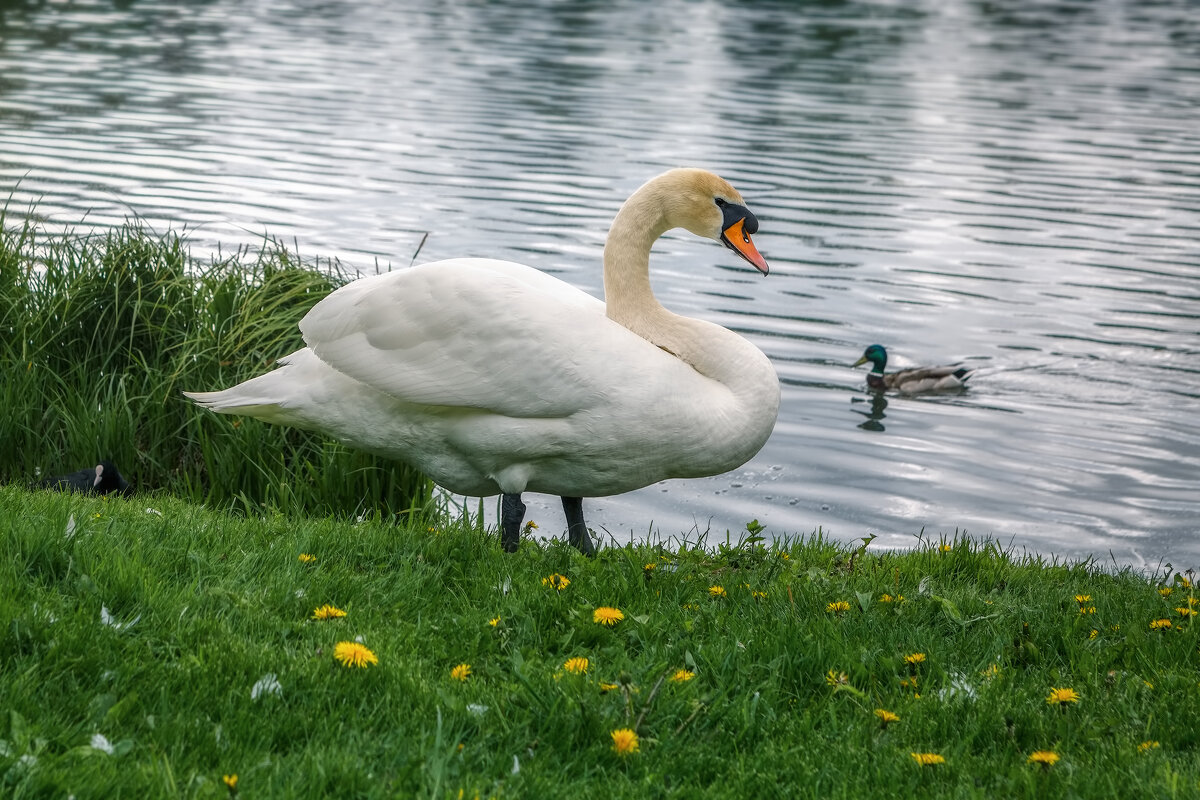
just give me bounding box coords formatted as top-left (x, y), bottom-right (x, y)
top-left (715, 198), bottom-right (728, 208)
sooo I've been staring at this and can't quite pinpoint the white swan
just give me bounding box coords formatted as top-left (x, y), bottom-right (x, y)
top-left (185, 168), bottom-right (780, 554)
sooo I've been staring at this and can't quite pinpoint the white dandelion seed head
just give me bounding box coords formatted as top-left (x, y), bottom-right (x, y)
top-left (251, 673), bottom-right (283, 701)
top-left (936, 674), bottom-right (979, 702)
top-left (100, 606), bottom-right (141, 631)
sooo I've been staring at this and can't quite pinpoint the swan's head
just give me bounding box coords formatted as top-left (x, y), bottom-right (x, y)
top-left (653, 168), bottom-right (770, 275)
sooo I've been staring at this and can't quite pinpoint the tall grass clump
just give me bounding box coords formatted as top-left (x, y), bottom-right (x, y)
top-left (0, 210), bottom-right (430, 517)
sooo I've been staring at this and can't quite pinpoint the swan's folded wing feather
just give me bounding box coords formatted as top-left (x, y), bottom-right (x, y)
top-left (299, 259), bottom-right (615, 418)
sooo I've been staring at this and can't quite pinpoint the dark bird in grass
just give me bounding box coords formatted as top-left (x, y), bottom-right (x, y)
top-left (853, 344), bottom-right (974, 394)
top-left (35, 461), bottom-right (132, 496)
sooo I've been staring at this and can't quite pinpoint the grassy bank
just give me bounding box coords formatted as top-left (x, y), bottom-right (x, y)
top-left (1, 486), bottom-right (1197, 798)
top-left (0, 214), bottom-right (429, 517)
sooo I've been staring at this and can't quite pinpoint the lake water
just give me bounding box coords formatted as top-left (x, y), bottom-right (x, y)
top-left (2, 0), bottom-right (1197, 570)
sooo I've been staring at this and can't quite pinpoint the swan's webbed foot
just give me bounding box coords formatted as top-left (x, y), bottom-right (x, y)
top-left (500, 493), bottom-right (526, 553)
top-left (562, 496), bottom-right (596, 556)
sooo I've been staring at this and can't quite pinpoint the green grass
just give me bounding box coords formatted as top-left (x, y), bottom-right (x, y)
top-left (2, 486), bottom-right (1197, 798)
top-left (0, 213), bottom-right (429, 518)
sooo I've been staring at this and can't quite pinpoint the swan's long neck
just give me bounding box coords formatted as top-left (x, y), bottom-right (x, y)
top-left (603, 190), bottom-right (669, 330)
top-left (602, 181), bottom-right (780, 447)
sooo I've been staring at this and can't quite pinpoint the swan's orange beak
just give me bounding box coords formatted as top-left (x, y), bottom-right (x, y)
top-left (721, 217), bottom-right (769, 275)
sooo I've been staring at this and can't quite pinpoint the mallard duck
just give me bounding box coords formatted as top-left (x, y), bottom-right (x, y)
top-left (185, 169), bottom-right (780, 555)
top-left (853, 344), bottom-right (974, 394)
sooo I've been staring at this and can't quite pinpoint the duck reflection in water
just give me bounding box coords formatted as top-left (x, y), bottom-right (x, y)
top-left (850, 393), bottom-right (889, 432)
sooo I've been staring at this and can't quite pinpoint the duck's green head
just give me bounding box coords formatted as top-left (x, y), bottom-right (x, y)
top-left (853, 344), bottom-right (888, 373)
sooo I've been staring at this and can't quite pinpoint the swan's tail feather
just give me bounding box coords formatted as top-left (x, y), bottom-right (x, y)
top-left (184, 348), bottom-right (313, 423)
top-left (183, 389), bottom-right (284, 418)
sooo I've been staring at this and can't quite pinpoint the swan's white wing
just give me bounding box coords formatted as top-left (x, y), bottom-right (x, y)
top-left (299, 259), bottom-right (632, 417)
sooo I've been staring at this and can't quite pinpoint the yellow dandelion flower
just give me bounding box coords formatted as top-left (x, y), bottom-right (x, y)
top-left (311, 604), bottom-right (347, 620)
top-left (1074, 594), bottom-right (1091, 604)
top-left (298, 553), bottom-right (316, 563)
top-left (709, 585), bottom-right (727, 598)
top-left (222, 773), bottom-right (238, 790)
top-left (900, 676), bottom-right (918, 689)
top-left (1158, 587), bottom-right (1173, 597)
top-left (904, 652), bottom-right (926, 665)
top-left (1089, 629), bottom-right (1098, 639)
top-left (610, 728), bottom-right (639, 756)
top-left (826, 600), bottom-right (850, 613)
top-left (523, 520), bottom-right (539, 532)
top-left (1180, 576), bottom-right (1193, 589)
top-left (593, 606), bottom-right (624, 626)
top-left (1045, 687), bottom-right (1080, 706)
top-left (669, 669), bottom-right (695, 683)
top-left (880, 593), bottom-right (895, 603)
top-left (825, 669), bottom-right (849, 687)
top-left (1149, 618), bottom-right (1172, 630)
top-left (333, 641), bottom-right (378, 668)
top-left (874, 708), bottom-right (900, 726)
top-left (981, 663), bottom-right (1000, 679)
top-left (939, 544), bottom-right (952, 553)
top-left (643, 563), bottom-right (656, 572)
top-left (1138, 740), bottom-right (1160, 754)
top-left (751, 590), bottom-right (768, 600)
top-left (542, 573), bottom-right (570, 591)
top-left (488, 616), bottom-right (500, 627)
top-left (1143, 680), bottom-right (1154, 689)
top-left (599, 682), bottom-right (619, 692)
top-left (910, 752), bottom-right (945, 766)
top-left (450, 663), bottom-right (472, 681)
top-left (1027, 750), bottom-right (1060, 766)
top-left (1175, 607), bottom-right (1196, 617)
top-left (1079, 606), bottom-right (1096, 614)
top-left (563, 657), bottom-right (589, 675)
top-left (1188, 596), bottom-right (1198, 607)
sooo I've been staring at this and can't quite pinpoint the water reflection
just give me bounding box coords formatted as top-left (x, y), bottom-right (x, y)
top-left (1, 0), bottom-right (1198, 569)
top-left (851, 394), bottom-right (889, 433)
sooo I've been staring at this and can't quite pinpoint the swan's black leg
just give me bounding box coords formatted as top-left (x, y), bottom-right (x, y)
top-left (562, 496), bottom-right (596, 556)
top-left (500, 493), bottom-right (526, 553)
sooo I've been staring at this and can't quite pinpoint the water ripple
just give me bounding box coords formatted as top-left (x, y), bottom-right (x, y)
top-left (2, 0), bottom-right (1198, 567)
